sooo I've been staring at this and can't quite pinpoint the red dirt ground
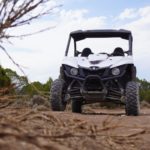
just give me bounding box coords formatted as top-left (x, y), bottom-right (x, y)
top-left (0, 105), bottom-right (149, 150)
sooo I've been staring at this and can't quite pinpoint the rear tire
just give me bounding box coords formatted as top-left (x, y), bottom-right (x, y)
top-left (50, 79), bottom-right (66, 111)
top-left (72, 100), bottom-right (82, 113)
top-left (125, 81), bottom-right (140, 116)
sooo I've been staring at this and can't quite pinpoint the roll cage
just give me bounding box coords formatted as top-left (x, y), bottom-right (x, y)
top-left (65, 29), bottom-right (133, 56)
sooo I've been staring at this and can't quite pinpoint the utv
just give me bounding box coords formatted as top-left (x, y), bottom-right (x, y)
top-left (50, 29), bottom-right (140, 116)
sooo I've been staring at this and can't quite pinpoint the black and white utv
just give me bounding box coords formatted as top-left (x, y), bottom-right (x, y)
top-left (50, 29), bottom-right (140, 116)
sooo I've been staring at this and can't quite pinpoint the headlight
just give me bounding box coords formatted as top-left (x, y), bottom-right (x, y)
top-left (70, 68), bottom-right (78, 76)
top-left (112, 68), bottom-right (120, 76)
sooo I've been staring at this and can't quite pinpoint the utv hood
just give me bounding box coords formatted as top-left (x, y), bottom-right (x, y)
top-left (62, 54), bottom-right (133, 69)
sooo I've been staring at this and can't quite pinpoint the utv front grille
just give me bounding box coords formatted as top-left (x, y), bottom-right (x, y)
top-left (83, 75), bottom-right (104, 91)
top-left (79, 68), bottom-right (106, 77)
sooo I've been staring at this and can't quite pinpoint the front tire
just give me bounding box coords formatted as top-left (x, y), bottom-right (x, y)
top-left (50, 79), bottom-right (66, 111)
top-left (125, 81), bottom-right (140, 116)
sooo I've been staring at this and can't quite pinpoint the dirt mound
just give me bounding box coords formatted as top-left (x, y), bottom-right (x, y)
top-left (0, 110), bottom-right (149, 150)
top-left (0, 96), bottom-right (149, 150)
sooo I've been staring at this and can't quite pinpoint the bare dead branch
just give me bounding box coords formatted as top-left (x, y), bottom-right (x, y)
top-left (9, 26), bottom-right (55, 38)
top-left (0, 45), bottom-right (26, 76)
top-left (0, 0), bottom-right (60, 41)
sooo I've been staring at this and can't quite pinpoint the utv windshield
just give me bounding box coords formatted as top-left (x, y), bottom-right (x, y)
top-left (65, 29), bottom-right (133, 57)
top-left (76, 38), bottom-right (128, 55)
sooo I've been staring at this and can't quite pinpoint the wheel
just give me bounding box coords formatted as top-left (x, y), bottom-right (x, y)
top-left (50, 79), bottom-right (66, 111)
top-left (125, 81), bottom-right (140, 116)
top-left (72, 100), bottom-right (82, 113)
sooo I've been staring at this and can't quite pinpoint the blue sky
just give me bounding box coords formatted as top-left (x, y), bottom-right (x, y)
top-left (0, 0), bottom-right (150, 82)
top-left (63, 0), bottom-right (150, 16)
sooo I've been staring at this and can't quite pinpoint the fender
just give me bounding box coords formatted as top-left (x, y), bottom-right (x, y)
top-left (62, 57), bottom-right (78, 68)
top-left (110, 56), bottom-right (133, 68)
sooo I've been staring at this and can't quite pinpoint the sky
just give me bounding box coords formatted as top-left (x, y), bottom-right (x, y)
top-left (0, 0), bottom-right (150, 82)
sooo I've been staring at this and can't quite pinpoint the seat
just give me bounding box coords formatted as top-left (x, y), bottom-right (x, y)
top-left (112, 47), bottom-right (124, 56)
top-left (81, 48), bottom-right (93, 57)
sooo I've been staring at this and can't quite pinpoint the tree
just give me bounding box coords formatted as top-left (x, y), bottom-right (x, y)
top-left (43, 77), bottom-right (53, 91)
top-left (20, 78), bottom-right (53, 96)
top-left (0, 65), bottom-right (11, 87)
top-left (136, 78), bottom-right (150, 103)
top-left (5, 68), bottom-right (28, 90)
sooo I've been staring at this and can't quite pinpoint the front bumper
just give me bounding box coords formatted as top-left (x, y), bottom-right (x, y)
top-left (67, 74), bottom-right (124, 104)
top-left (81, 75), bottom-right (107, 101)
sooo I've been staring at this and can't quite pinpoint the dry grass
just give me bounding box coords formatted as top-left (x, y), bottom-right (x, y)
top-left (0, 92), bottom-right (149, 150)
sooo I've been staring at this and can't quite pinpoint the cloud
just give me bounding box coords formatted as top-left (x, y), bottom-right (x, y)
top-left (139, 6), bottom-right (150, 17)
top-left (118, 8), bottom-right (138, 20)
top-left (1, 5), bottom-right (150, 82)
top-left (118, 6), bottom-right (150, 80)
top-left (57, 9), bottom-right (107, 31)
top-left (0, 9), bottom-right (107, 82)
top-left (118, 6), bottom-right (150, 21)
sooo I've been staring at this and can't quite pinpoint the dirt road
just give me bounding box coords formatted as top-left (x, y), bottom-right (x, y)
top-left (0, 105), bottom-right (149, 150)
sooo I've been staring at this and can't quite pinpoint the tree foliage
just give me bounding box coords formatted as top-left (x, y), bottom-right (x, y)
top-left (0, 66), bottom-right (53, 96)
top-left (137, 78), bottom-right (150, 103)
top-left (0, 65), bottom-right (11, 87)
top-left (5, 68), bottom-right (28, 90)
top-left (20, 78), bottom-right (53, 95)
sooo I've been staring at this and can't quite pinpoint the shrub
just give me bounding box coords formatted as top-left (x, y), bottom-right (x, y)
top-left (0, 66), bottom-right (11, 87)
